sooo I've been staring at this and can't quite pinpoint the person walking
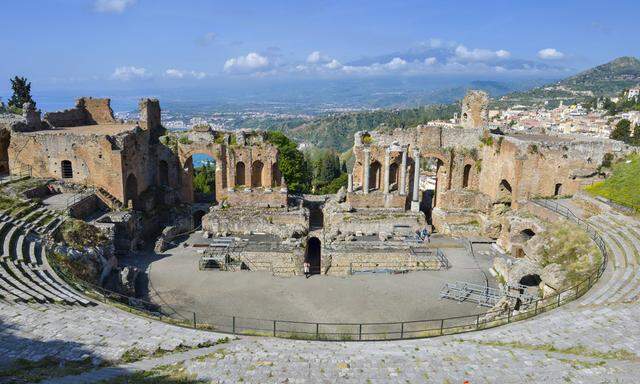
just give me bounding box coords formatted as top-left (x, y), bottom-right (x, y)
top-left (303, 261), bottom-right (310, 278)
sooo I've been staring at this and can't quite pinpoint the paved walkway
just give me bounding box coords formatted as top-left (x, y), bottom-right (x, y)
top-left (3, 198), bottom-right (640, 383)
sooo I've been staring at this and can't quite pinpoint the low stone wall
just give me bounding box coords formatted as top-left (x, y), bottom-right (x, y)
top-left (203, 206), bottom-right (309, 239)
top-left (347, 192), bottom-right (408, 209)
top-left (224, 189), bottom-right (288, 208)
top-left (325, 209), bottom-right (425, 237)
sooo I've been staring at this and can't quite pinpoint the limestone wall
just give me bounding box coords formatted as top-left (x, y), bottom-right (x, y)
top-left (202, 206), bottom-right (309, 239)
top-left (83, 98), bottom-right (116, 125)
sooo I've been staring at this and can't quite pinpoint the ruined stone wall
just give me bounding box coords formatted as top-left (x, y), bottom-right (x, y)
top-left (202, 206), bottom-right (308, 239)
top-left (82, 98), bottom-right (116, 125)
top-left (460, 90), bottom-right (489, 129)
top-left (346, 192), bottom-right (408, 209)
top-left (7, 131), bottom-right (126, 199)
top-left (324, 209), bottom-right (425, 236)
top-left (43, 97), bottom-right (115, 127)
top-left (118, 130), bottom-right (157, 206)
top-left (478, 134), bottom-right (628, 206)
top-left (177, 130), bottom-right (282, 206)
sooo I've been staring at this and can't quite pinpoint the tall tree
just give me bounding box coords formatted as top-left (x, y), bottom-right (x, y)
top-left (610, 119), bottom-right (631, 142)
top-left (8, 76), bottom-right (35, 110)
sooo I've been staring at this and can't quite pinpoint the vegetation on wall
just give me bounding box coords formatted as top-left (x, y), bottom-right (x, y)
top-left (304, 148), bottom-right (347, 194)
top-left (266, 131), bottom-right (311, 194)
top-left (538, 221), bottom-right (603, 286)
top-left (609, 119), bottom-right (640, 146)
top-left (586, 154), bottom-right (640, 211)
top-left (59, 219), bottom-right (109, 250)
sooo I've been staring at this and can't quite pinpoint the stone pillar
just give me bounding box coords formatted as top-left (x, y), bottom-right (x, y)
top-left (363, 148), bottom-right (370, 194)
top-left (399, 149), bottom-right (407, 195)
top-left (347, 173), bottom-right (354, 193)
top-left (383, 148), bottom-right (391, 194)
top-left (411, 149), bottom-right (421, 212)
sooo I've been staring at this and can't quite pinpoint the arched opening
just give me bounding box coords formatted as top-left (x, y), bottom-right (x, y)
top-left (388, 162), bottom-right (399, 190)
top-left (272, 163), bottom-right (282, 187)
top-left (462, 112), bottom-right (468, 120)
top-left (251, 160), bottom-right (264, 188)
top-left (235, 161), bottom-right (246, 187)
top-left (305, 237), bottom-right (321, 275)
top-left (520, 229), bottom-right (536, 242)
top-left (191, 154), bottom-right (216, 203)
top-left (554, 183), bottom-right (563, 196)
top-left (369, 160), bottom-right (382, 190)
top-left (193, 209), bottom-right (207, 229)
top-left (498, 179), bottom-right (513, 205)
top-left (125, 173), bottom-right (138, 209)
top-left (463, 164), bottom-right (472, 189)
top-left (61, 160), bottom-right (73, 179)
top-left (519, 274), bottom-right (542, 287)
top-left (420, 157), bottom-right (444, 223)
top-left (158, 160), bottom-right (169, 186)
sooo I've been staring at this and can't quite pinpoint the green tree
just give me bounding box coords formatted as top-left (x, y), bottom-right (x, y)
top-left (8, 76), bottom-right (35, 110)
top-left (193, 164), bottom-right (215, 195)
top-left (266, 131), bottom-right (311, 194)
top-left (610, 119), bottom-right (631, 142)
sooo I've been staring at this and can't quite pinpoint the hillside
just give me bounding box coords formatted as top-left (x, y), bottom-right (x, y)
top-left (495, 57), bottom-right (640, 108)
top-left (283, 104), bottom-right (459, 152)
top-left (585, 154), bottom-right (640, 212)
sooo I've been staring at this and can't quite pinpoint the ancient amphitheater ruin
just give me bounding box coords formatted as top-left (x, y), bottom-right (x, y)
top-left (1, 91), bottom-right (640, 383)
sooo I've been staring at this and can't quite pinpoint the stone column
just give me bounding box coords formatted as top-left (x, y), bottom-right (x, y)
top-left (383, 148), bottom-right (391, 194)
top-left (411, 149), bottom-right (421, 212)
top-left (399, 149), bottom-right (407, 195)
top-left (362, 148), bottom-right (371, 194)
top-left (347, 173), bottom-right (354, 193)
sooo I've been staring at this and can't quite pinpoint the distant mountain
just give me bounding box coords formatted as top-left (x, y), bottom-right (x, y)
top-left (496, 56), bottom-right (640, 107)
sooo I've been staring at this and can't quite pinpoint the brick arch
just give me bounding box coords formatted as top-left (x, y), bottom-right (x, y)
top-left (251, 160), bottom-right (264, 187)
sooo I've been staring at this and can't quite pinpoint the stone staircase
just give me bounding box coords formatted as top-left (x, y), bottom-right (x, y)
top-left (96, 187), bottom-right (124, 210)
top-left (0, 208), bottom-right (92, 306)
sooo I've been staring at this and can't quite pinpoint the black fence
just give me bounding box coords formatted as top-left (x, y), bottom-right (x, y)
top-left (52, 199), bottom-right (608, 341)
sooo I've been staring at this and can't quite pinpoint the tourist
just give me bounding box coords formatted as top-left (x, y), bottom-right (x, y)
top-left (303, 261), bottom-right (310, 278)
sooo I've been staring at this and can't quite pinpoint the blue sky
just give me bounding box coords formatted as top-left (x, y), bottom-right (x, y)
top-left (0, 0), bottom-right (639, 93)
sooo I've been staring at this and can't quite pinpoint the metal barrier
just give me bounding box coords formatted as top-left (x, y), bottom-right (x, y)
top-left (48, 199), bottom-right (609, 341)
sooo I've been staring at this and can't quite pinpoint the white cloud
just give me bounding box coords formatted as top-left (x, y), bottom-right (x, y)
top-left (164, 69), bottom-right (206, 79)
top-left (324, 59), bottom-right (342, 70)
top-left (111, 66), bottom-right (149, 81)
top-left (94, 0), bottom-right (136, 13)
top-left (307, 51), bottom-right (331, 64)
top-left (424, 57), bottom-right (437, 65)
top-left (454, 45), bottom-right (510, 61)
top-left (223, 52), bottom-right (270, 73)
top-left (538, 48), bottom-right (565, 60)
top-left (384, 57), bottom-right (407, 70)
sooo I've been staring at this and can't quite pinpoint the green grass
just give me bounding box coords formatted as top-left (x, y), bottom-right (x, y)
top-left (465, 340), bottom-right (638, 361)
top-left (585, 154), bottom-right (640, 212)
top-left (0, 357), bottom-right (106, 383)
top-left (97, 362), bottom-right (206, 384)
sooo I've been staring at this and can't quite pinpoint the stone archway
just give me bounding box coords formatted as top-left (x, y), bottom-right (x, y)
top-left (463, 164), bottom-right (472, 189)
top-left (389, 162), bottom-right (399, 190)
top-left (235, 162), bottom-right (246, 186)
top-left (251, 160), bottom-right (264, 188)
top-left (193, 209), bottom-right (207, 229)
top-left (125, 173), bottom-right (138, 209)
top-left (498, 179), bottom-right (513, 205)
top-left (554, 183), bottom-right (563, 196)
top-left (369, 161), bottom-right (382, 190)
top-left (306, 237), bottom-right (321, 275)
top-left (272, 163), bottom-right (282, 187)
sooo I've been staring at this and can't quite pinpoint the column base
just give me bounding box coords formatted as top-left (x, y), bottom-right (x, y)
top-left (411, 201), bottom-right (420, 212)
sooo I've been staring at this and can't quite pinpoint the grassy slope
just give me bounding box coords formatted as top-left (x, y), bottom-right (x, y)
top-left (585, 154), bottom-right (640, 211)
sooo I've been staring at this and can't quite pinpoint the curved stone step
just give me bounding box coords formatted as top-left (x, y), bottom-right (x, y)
top-left (2, 225), bottom-right (21, 259)
top-left (0, 284), bottom-right (23, 302)
top-left (6, 261), bottom-right (65, 303)
top-left (39, 245), bottom-right (93, 306)
top-left (17, 262), bottom-right (77, 304)
top-left (0, 261), bottom-right (47, 302)
top-left (0, 275), bottom-right (32, 302)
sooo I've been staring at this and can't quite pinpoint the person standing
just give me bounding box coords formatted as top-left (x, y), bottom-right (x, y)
top-left (303, 261), bottom-right (311, 278)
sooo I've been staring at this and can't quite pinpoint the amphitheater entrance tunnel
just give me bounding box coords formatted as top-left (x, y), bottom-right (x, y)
top-left (519, 274), bottom-right (542, 287)
top-left (306, 237), bottom-right (321, 275)
top-left (193, 209), bottom-right (207, 229)
top-left (420, 156), bottom-right (444, 223)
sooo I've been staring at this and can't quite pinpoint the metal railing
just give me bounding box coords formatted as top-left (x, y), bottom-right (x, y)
top-left (48, 199), bottom-right (609, 341)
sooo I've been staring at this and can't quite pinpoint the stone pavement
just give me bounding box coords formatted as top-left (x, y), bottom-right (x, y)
top-left (3, 199), bottom-right (640, 383)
